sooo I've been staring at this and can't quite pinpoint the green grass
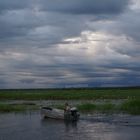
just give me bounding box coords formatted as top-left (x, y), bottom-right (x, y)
top-left (0, 99), bottom-right (140, 115)
top-left (0, 103), bottom-right (38, 112)
top-left (96, 103), bottom-right (115, 113)
top-left (120, 99), bottom-right (140, 115)
top-left (77, 103), bottom-right (96, 112)
top-left (77, 103), bottom-right (115, 113)
top-left (0, 88), bottom-right (140, 114)
top-left (0, 88), bottom-right (139, 100)
top-left (77, 99), bottom-right (140, 115)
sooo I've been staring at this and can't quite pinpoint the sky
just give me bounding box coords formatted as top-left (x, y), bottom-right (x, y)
top-left (0, 0), bottom-right (140, 89)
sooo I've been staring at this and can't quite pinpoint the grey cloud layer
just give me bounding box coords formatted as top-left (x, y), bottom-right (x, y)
top-left (0, 0), bottom-right (130, 42)
top-left (40, 0), bottom-right (129, 14)
top-left (0, 0), bottom-right (30, 13)
top-left (0, 0), bottom-right (140, 88)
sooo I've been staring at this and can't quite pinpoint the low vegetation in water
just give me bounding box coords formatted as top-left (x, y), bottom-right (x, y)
top-left (0, 99), bottom-right (140, 115)
top-left (120, 99), bottom-right (140, 115)
top-left (77, 99), bottom-right (140, 115)
top-left (77, 103), bottom-right (96, 112)
top-left (0, 103), bottom-right (38, 112)
top-left (77, 103), bottom-right (115, 113)
top-left (0, 88), bottom-right (139, 114)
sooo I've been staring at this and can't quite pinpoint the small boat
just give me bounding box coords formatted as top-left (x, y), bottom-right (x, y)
top-left (41, 106), bottom-right (80, 121)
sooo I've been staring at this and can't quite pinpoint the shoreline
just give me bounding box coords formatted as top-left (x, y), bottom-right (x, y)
top-left (0, 88), bottom-right (139, 114)
top-left (0, 99), bottom-right (139, 115)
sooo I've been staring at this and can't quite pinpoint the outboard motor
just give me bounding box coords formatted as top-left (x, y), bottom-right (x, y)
top-left (70, 107), bottom-right (80, 121)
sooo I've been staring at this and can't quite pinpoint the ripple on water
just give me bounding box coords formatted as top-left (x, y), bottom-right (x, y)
top-left (0, 112), bottom-right (140, 140)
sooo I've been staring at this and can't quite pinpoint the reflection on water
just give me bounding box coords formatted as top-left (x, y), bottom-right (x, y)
top-left (0, 112), bottom-right (140, 140)
top-left (64, 120), bottom-right (78, 132)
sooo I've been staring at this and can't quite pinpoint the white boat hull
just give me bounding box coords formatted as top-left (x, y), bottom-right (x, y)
top-left (41, 107), bottom-right (64, 119)
top-left (41, 107), bottom-right (80, 121)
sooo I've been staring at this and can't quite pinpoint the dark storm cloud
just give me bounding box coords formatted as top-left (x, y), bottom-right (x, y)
top-left (40, 0), bottom-right (129, 15)
top-left (0, 0), bottom-right (130, 44)
top-left (0, 0), bottom-right (30, 13)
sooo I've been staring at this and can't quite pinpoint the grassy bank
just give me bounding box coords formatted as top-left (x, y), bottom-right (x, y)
top-left (0, 88), bottom-right (139, 114)
top-left (120, 99), bottom-right (140, 115)
top-left (0, 88), bottom-right (140, 100)
top-left (0, 103), bottom-right (38, 112)
top-left (77, 99), bottom-right (140, 115)
top-left (1, 99), bottom-right (139, 115)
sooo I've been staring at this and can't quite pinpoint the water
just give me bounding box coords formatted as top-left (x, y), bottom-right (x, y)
top-left (0, 99), bottom-right (124, 106)
top-left (0, 112), bottom-right (140, 140)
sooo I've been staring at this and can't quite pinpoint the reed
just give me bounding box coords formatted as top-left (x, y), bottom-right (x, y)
top-left (0, 88), bottom-right (139, 100)
top-left (120, 99), bottom-right (140, 115)
top-left (0, 103), bottom-right (38, 112)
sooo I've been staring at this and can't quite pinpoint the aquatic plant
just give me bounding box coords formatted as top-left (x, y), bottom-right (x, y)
top-left (0, 103), bottom-right (38, 112)
top-left (120, 99), bottom-right (140, 115)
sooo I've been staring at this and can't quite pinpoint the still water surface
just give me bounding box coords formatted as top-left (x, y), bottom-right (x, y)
top-left (0, 112), bottom-right (140, 140)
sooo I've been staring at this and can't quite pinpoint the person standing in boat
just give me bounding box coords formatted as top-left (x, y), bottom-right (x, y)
top-left (64, 103), bottom-right (71, 112)
top-left (64, 103), bottom-right (71, 120)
